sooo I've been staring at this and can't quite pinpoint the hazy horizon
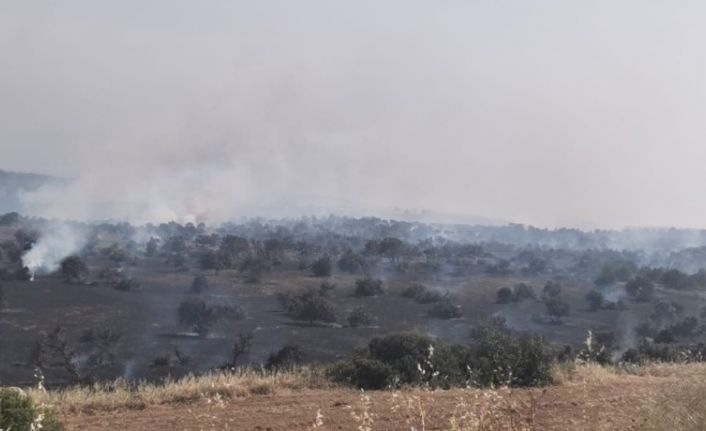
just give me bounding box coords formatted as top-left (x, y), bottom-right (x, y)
top-left (3, 1), bottom-right (706, 229)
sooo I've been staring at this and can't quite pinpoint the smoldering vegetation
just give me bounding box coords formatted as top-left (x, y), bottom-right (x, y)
top-left (5, 212), bottom-right (706, 388)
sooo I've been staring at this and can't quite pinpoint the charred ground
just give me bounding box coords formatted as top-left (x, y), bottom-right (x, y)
top-left (2, 214), bottom-right (706, 387)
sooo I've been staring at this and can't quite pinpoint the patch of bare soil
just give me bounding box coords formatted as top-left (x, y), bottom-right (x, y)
top-left (58, 373), bottom-right (667, 430)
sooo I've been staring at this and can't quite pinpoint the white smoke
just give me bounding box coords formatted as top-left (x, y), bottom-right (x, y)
top-left (22, 223), bottom-right (87, 277)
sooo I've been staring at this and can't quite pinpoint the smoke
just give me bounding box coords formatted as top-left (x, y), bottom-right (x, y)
top-left (4, 1), bottom-right (706, 228)
top-left (22, 223), bottom-right (87, 277)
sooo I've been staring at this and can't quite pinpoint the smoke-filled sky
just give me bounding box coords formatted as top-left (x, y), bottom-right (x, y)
top-left (2, 1), bottom-right (706, 228)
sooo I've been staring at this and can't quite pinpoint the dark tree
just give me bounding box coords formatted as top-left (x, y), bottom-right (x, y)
top-left (284, 290), bottom-right (337, 324)
top-left (545, 297), bottom-right (570, 323)
top-left (238, 256), bottom-right (271, 283)
top-left (60, 255), bottom-right (87, 283)
top-left (191, 274), bottom-right (209, 293)
top-left (512, 283), bottom-right (537, 301)
top-left (625, 276), bottom-right (655, 302)
top-left (496, 287), bottom-right (513, 304)
top-left (227, 332), bottom-right (254, 367)
top-left (145, 237), bottom-right (159, 257)
top-left (200, 251), bottom-right (225, 274)
top-left (585, 290), bottom-right (605, 311)
top-left (542, 281), bottom-right (562, 299)
top-left (347, 307), bottom-right (374, 328)
top-left (428, 299), bottom-right (463, 319)
top-left (337, 250), bottom-right (367, 274)
top-left (354, 277), bottom-right (384, 297)
top-left (177, 298), bottom-right (243, 336)
top-left (318, 281), bottom-right (336, 296)
top-left (311, 257), bottom-right (332, 277)
top-left (79, 327), bottom-right (122, 365)
top-left (265, 345), bottom-right (303, 371)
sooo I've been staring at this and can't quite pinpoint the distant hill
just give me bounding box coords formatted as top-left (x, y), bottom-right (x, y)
top-left (0, 169), bottom-right (62, 214)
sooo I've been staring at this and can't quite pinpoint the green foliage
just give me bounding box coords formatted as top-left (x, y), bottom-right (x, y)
top-left (468, 321), bottom-right (554, 387)
top-left (329, 328), bottom-right (553, 390)
top-left (328, 356), bottom-right (393, 389)
top-left (0, 388), bottom-right (62, 431)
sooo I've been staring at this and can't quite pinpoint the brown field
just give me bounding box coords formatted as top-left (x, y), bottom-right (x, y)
top-left (27, 363), bottom-right (706, 430)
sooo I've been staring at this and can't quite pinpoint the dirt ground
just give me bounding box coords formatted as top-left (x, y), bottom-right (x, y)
top-left (58, 372), bottom-right (664, 431)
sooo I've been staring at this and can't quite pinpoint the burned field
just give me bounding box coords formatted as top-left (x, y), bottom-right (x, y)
top-left (3, 215), bottom-right (706, 387)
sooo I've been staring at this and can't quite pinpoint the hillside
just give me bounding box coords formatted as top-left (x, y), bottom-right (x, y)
top-left (0, 169), bottom-right (61, 213)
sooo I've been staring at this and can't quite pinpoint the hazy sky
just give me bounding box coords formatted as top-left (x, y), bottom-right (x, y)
top-left (2, 1), bottom-right (706, 228)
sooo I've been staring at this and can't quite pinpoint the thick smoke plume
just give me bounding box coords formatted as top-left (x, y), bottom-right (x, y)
top-left (22, 223), bottom-right (87, 277)
top-left (3, 2), bottom-right (706, 228)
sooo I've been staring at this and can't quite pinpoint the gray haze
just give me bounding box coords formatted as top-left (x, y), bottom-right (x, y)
top-left (2, 1), bottom-right (706, 228)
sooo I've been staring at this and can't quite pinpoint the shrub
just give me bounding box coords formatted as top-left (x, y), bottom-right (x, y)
top-left (114, 278), bottom-right (140, 291)
top-left (542, 281), bottom-right (562, 299)
top-left (496, 287), bottom-right (513, 304)
top-left (265, 345), bottom-right (303, 371)
top-left (318, 281), bottom-right (336, 296)
top-left (354, 277), bottom-right (384, 297)
top-left (585, 290), bottom-right (605, 311)
top-left (311, 257), bottom-right (332, 277)
top-left (512, 283), bottom-right (536, 301)
top-left (279, 289), bottom-right (337, 324)
top-left (337, 250), bottom-right (367, 274)
top-left (545, 297), bottom-right (570, 323)
top-left (625, 276), bottom-right (655, 302)
top-left (428, 299), bottom-right (463, 319)
top-left (468, 321), bottom-right (554, 387)
top-left (60, 255), bottom-right (87, 283)
top-left (190, 275), bottom-right (209, 293)
top-left (177, 298), bottom-right (244, 336)
top-left (347, 307), bottom-right (374, 327)
top-left (329, 328), bottom-right (553, 390)
top-left (400, 283), bottom-right (427, 299)
top-left (0, 388), bottom-right (62, 431)
top-left (328, 356), bottom-right (393, 389)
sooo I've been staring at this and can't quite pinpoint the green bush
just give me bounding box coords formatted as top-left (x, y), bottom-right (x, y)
top-left (328, 356), bottom-right (393, 389)
top-left (329, 327), bottom-right (554, 390)
top-left (468, 321), bottom-right (554, 387)
top-left (0, 388), bottom-right (62, 431)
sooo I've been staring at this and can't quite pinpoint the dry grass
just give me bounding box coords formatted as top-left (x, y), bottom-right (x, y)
top-left (26, 367), bottom-right (332, 414)
top-left (13, 362), bottom-right (706, 430)
top-left (642, 363), bottom-right (706, 431)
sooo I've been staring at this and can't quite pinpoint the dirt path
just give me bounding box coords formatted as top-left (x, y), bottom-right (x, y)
top-left (59, 373), bottom-right (660, 431)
